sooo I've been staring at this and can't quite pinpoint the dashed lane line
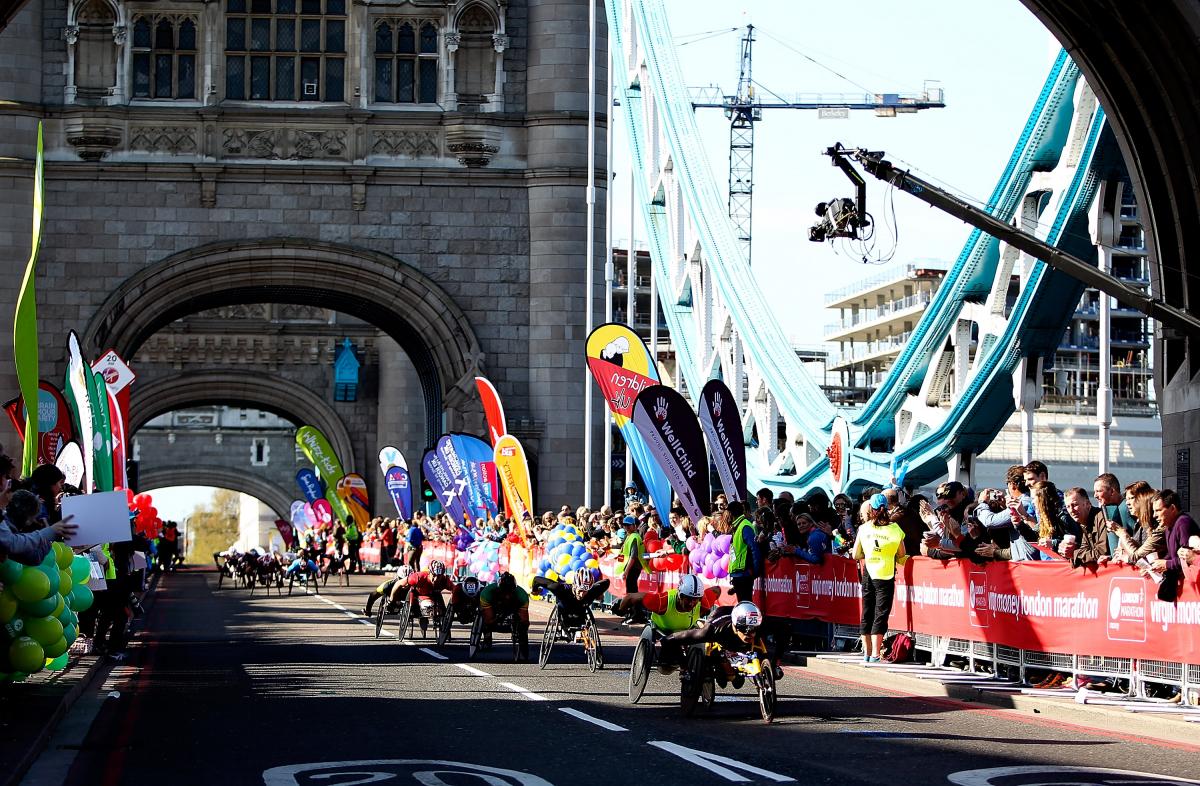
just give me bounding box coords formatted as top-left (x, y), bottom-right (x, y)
top-left (499, 682), bottom-right (548, 701)
top-left (455, 664), bottom-right (492, 678)
top-left (420, 648), bottom-right (449, 661)
top-left (558, 707), bottom-right (628, 732)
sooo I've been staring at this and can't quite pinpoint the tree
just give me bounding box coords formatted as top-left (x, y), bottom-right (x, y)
top-left (186, 489), bottom-right (241, 562)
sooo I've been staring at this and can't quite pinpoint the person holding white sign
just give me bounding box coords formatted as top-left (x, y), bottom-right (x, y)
top-left (0, 489), bottom-right (77, 566)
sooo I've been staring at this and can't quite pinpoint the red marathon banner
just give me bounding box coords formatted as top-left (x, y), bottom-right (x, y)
top-left (752, 555), bottom-right (1200, 664)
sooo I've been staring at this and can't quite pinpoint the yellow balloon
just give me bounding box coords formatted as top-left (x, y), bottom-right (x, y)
top-left (585, 558), bottom-right (599, 569)
top-left (545, 570), bottom-right (559, 581)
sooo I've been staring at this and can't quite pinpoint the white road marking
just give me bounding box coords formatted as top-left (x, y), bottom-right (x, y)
top-left (263, 760), bottom-right (554, 786)
top-left (455, 664), bottom-right (492, 678)
top-left (647, 740), bottom-right (795, 783)
top-left (499, 682), bottom-right (548, 701)
top-left (419, 647), bottom-right (448, 661)
top-left (558, 707), bottom-right (628, 732)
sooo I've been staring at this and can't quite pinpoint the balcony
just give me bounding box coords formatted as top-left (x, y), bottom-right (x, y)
top-left (825, 291), bottom-right (933, 338)
top-left (828, 331), bottom-right (912, 368)
top-left (823, 259), bottom-right (947, 306)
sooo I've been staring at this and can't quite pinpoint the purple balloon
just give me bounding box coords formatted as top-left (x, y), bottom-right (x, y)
top-left (703, 532), bottom-right (715, 546)
top-left (716, 534), bottom-right (733, 552)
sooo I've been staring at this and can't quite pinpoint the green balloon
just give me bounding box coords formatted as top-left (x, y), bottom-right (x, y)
top-left (0, 589), bottom-right (17, 623)
top-left (51, 593), bottom-right (65, 619)
top-left (8, 637), bottom-right (45, 673)
top-left (58, 568), bottom-right (72, 596)
top-left (53, 542), bottom-right (73, 570)
top-left (25, 616), bottom-right (63, 648)
top-left (40, 549), bottom-right (57, 569)
top-left (11, 568), bottom-right (50, 603)
top-left (0, 558), bottom-right (23, 585)
top-left (45, 652), bottom-right (69, 671)
top-left (70, 555), bottom-right (91, 585)
top-left (11, 671), bottom-right (28, 682)
top-left (56, 604), bottom-right (75, 627)
top-left (63, 623), bottom-right (77, 645)
top-left (18, 594), bottom-right (57, 617)
top-left (68, 584), bottom-right (94, 613)
top-left (44, 636), bottom-right (68, 659)
top-left (36, 564), bottom-right (60, 596)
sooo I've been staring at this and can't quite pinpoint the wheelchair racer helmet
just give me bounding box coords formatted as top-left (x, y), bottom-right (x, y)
top-left (677, 574), bottom-right (704, 600)
top-left (730, 601), bottom-right (763, 633)
top-left (429, 560), bottom-right (447, 577)
top-left (571, 567), bottom-right (595, 593)
top-left (497, 571), bottom-right (516, 593)
top-left (461, 576), bottom-right (482, 598)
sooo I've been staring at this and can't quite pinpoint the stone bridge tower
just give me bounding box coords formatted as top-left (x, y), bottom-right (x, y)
top-left (0, 0), bottom-right (607, 510)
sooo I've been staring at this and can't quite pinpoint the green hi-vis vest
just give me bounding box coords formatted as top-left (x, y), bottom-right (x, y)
top-left (621, 532), bottom-right (644, 570)
top-left (729, 516), bottom-right (754, 574)
top-left (102, 543), bottom-right (116, 580)
top-left (651, 588), bottom-right (702, 633)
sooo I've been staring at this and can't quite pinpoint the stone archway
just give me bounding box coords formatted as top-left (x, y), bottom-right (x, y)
top-left (140, 466), bottom-right (292, 520)
top-left (129, 371), bottom-right (355, 473)
top-left (83, 238), bottom-right (485, 446)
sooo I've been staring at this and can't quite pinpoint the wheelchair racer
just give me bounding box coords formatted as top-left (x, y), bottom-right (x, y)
top-left (447, 574), bottom-right (484, 623)
top-left (612, 574), bottom-right (719, 672)
top-left (362, 565), bottom-right (412, 617)
top-left (661, 601), bottom-right (764, 689)
top-left (532, 567), bottom-right (610, 628)
top-left (479, 572), bottom-right (531, 661)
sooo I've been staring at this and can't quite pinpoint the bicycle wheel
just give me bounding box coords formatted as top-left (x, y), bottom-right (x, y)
top-left (585, 610), bottom-right (604, 670)
top-left (757, 659), bottom-right (777, 723)
top-left (538, 606), bottom-right (559, 670)
top-left (467, 613), bottom-right (484, 660)
top-left (396, 600), bottom-right (413, 643)
top-left (286, 574), bottom-right (295, 596)
top-left (628, 635), bottom-right (653, 704)
top-left (437, 604), bottom-right (453, 647)
top-left (680, 646), bottom-right (705, 717)
top-left (374, 601), bottom-right (386, 639)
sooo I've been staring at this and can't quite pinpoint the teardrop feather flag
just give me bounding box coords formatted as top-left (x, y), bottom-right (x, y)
top-left (64, 333), bottom-right (95, 492)
top-left (493, 434), bottom-right (533, 543)
top-left (12, 123), bottom-right (45, 476)
top-left (295, 425), bottom-right (351, 523)
top-left (585, 323), bottom-right (672, 514)
top-left (632, 384), bottom-right (711, 525)
top-left (697, 379), bottom-right (748, 502)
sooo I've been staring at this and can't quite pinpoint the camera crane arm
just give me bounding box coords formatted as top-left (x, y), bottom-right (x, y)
top-left (823, 144), bottom-right (1200, 339)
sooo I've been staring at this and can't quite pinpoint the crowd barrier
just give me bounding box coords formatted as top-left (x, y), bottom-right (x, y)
top-left (344, 537), bottom-right (1200, 698)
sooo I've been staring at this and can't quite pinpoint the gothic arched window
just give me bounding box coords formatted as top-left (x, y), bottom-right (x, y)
top-left (132, 16), bottom-right (198, 99)
top-left (373, 19), bottom-right (438, 104)
top-left (224, 0), bottom-right (345, 102)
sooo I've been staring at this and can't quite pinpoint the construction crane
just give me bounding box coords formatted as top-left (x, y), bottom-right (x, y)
top-left (690, 25), bottom-right (946, 265)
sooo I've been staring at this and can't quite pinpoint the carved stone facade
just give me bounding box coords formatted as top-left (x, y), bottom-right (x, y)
top-left (0, 0), bottom-right (609, 510)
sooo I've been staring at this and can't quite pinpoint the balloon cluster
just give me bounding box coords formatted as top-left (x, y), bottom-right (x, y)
top-left (128, 489), bottom-right (160, 539)
top-left (0, 544), bottom-right (95, 681)
top-left (465, 540), bottom-right (503, 583)
top-left (687, 532), bottom-right (733, 579)
top-left (639, 528), bottom-right (687, 572)
top-left (535, 523), bottom-right (599, 583)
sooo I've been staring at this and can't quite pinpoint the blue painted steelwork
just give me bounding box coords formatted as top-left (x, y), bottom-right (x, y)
top-left (609, 0), bottom-right (1110, 497)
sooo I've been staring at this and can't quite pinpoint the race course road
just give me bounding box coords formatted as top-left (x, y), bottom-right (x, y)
top-left (37, 569), bottom-right (1200, 786)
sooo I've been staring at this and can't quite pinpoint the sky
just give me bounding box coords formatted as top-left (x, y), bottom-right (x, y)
top-left (610, 0), bottom-right (1058, 345)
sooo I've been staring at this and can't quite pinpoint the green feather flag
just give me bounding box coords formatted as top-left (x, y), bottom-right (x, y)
top-left (13, 123), bottom-right (45, 476)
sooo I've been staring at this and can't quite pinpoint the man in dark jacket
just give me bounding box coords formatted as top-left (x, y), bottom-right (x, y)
top-left (1064, 487), bottom-right (1108, 567)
